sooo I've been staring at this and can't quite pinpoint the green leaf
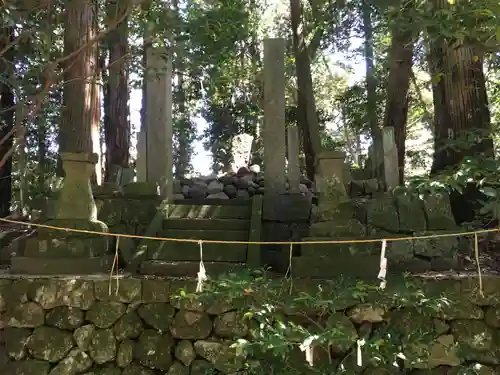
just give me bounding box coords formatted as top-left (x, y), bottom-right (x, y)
top-left (480, 186), bottom-right (497, 197)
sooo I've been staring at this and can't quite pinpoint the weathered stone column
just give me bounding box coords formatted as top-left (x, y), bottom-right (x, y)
top-left (136, 131), bottom-right (147, 182)
top-left (263, 38), bottom-right (286, 194)
top-left (55, 153), bottom-right (100, 220)
top-left (287, 125), bottom-right (300, 193)
top-left (144, 48), bottom-right (173, 199)
top-left (383, 126), bottom-right (399, 190)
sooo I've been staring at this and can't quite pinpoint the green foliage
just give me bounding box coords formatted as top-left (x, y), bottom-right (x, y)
top-left (175, 269), bottom-right (453, 374)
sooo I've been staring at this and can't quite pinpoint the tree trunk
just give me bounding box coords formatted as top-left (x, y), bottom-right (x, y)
top-left (0, 26), bottom-right (15, 217)
top-left (362, 0), bottom-right (382, 178)
top-left (104, 0), bottom-right (130, 181)
top-left (382, 25), bottom-right (414, 184)
top-left (60, 0), bottom-right (99, 154)
top-left (290, 0), bottom-right (322, 181)
top-left (428, 0), bottom-right (492, 174)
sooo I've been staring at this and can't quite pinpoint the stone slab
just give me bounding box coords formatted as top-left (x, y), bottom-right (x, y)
top-left (161, 230), bottom-right (248, 242)
top-left (163, 219), bottom-right (250, 231)
top-left (147, 242), bottom-right (247, 262)
top-left (10, 256), bottom-right (113, 275)
top-left (292, 254), bottom-right (380, 279)
top-left (139, 260), bottom-right (246, 277)
top-left (166, 204), bottom-right (251, 220)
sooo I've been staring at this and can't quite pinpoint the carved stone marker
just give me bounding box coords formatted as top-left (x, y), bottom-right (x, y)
top-left (382, 126), bottom-right (399, 190)
top-left (136, 47), bottom-right (173, 199)
top-left (314, 150), bottom-right (347, 199)
top-left (263, 38), bottom-right (286, 195)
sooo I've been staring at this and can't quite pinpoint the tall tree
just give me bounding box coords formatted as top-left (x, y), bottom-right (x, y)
top-left (361, 0), bottom-right (382, 178)
top-left (104, 0), bottom-right (130, 181)
top-left (290, 0), bottom-right (322, 180)
top-left (382, 3), bottom-right (415, 184)
top-left (428, 0), bottom-right (493, 174)
top-left (0, 25), bottom-right (15, 216)
top-left (60, 0), bottom-right (99, 154)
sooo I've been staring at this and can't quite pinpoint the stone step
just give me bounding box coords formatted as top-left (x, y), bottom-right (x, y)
top-left (148, 241), bottom-right (247, 262)
top-left (163, 218), bottom-right (249, 231)
top-left (291, 254), bottom-right (380, 279)
top-left (300, 237), bottom-right (376, 257)
top-left (10, 255), bottom-right (113, 275)
top-left (166, 203), bottom-right (251, 220)
top-left (160, 229), bottom-right (248, 242)
top-left (140, 260), bottom-right (246, 277)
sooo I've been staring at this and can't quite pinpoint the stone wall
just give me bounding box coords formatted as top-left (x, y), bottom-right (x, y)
top-left (1, 274), bottom-right (500, 374)
top-left (305, 190), bottom-right (461, 275)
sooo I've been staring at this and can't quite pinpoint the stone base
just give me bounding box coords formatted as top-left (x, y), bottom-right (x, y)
top-left (262, 193), bottom-right (312, 222)
top-left (10, 255), bottom-right (113, 275)
top-left (25, 219), bottom-right (110, 260)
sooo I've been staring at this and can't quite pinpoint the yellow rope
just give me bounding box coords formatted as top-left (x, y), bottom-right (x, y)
top-left (473, 233), bottom-right (484, 297)
top-left (109, 236), bottom-right (120, 296)
top-left (0, 216), bottom-right (497, 245)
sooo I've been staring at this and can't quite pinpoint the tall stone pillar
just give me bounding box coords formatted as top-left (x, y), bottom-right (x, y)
top-left (382, 126), bottom-right (399, 190)
top-left (139, 47), bottom-right (173, 199)
top-left (263, 38), bottom-right (286, 195)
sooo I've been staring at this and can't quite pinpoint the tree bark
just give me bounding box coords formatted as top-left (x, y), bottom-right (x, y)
top-left (428, 0), bottom-right (492, 174)
top-left (60, 0), bottom-right (99, 154)
top-left (362, 0), bottom-right (382, 179)
top-left (0, 26), bottom-right (15, 217)
top-left (382, 26), bottom-right (414, 184)
top-left (290, 0), bottom-right (322, 181)
top-left (104, 0), bottom-right (130, 181)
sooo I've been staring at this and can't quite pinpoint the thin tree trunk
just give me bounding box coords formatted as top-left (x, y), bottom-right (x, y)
top-left (0, 26), bottom-right (15, 217)
top-left (60, 0), bottom-right (98, 154)
top-left (290, 0), bottom-right (322, 181)
top-left (383, 25), bottom-right (414, 184)
top-left (104, 0), bottom-right (130, 181)
top-left (362, 0), bottom-right (382, 178)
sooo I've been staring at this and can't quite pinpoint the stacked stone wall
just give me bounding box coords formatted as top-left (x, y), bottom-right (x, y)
top-left (1, 275), bottom-right (500, 374)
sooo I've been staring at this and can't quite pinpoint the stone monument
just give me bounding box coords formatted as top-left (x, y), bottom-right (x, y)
top-left (11, 152), bottom-right (111, 274)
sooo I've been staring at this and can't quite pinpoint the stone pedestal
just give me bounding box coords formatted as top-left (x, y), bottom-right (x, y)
top-left (314, 151), bottom-right (347, 197)
top-left (11, 153), bottom-right (110, 275)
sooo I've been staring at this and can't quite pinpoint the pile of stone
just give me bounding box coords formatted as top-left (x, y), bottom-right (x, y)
top-left (173, 165), bottom-right (314, 200)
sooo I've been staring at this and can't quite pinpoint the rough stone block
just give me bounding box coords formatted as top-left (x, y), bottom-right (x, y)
top-left (413, 231), bottom-right (458, 258)
top-left (396, 194), bottom-right (426, 232)
top-left (122, 182), bottom-right (159, 197)
top-left (366, 193), bottom-right (399, 232)
top-left (29, 279), bottom-right (95, 310)
top-left (147, 241), bottom-right (247, 263)
top-left (262, 193), bottom-right (312, 222)
top-left (94, 278), bottom-right (142, 303)
top-left (422, 193), bottom-right (456, 230)
top-left (292, 254), bottom-right (380, 279)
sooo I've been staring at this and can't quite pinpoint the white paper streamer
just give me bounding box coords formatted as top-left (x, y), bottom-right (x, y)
top-left (196, 240), bottom-right (207, 292)
top-left (299, 336), bottom-right (317, 367)
top-left (357, 339), bottom-right (366, 367)
top-left (378, 239), bottom-right (387, 289)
